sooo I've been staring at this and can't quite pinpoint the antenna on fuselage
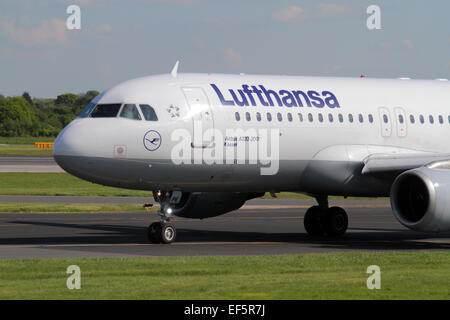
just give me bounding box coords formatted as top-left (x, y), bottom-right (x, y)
top-left (171, 60), bottom-right (179, 78)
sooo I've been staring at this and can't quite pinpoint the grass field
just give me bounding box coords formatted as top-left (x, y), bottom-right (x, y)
top-left (0, 173), bottom-right (151, 197)
top-left (0, 252), bottom-right (448, 299)
top-left (0, 137), bottom-right (55, 144)
top-left (0, 203), bottom-right (152, 213)
top-left (0, 144), bottom-right (53, 156)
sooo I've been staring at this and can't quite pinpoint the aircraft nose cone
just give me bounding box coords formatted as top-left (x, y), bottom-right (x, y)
top-left (53, 121), bottom-right (83, 157)
top-left (53, 119), bottom-right (89, 174)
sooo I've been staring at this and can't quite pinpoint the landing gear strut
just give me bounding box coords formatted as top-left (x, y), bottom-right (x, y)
top-left (147, 190), bottom-right (178, 244)
top-left (303, 195), bottom-right (348, 237)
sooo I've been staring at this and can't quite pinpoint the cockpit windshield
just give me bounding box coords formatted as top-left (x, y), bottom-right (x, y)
top-left (120, 104), bottom-right (142, 120)
top-left (90, 104), bottom-right (122, 118)
top-left (78, 102), bottom-right (159, 120)
top-left (78, 102), bottom-right (96, 118)
top-left (139, 104), bottom-right (158, 121)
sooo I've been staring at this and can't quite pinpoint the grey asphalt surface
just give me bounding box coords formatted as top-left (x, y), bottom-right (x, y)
top-left (0, 198), bottom-right (449, 259)
top-left (0, 156), bottom-right (63, 172)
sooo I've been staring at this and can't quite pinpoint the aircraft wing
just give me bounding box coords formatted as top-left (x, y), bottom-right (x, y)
top-left (361, 153), bottom-right (450, 176)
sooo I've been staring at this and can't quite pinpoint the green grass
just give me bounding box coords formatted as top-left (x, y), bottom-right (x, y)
top-left (0, 203), bottom-right (152, 213)
top-left (0, 173), bottom-right (151, 197)
top-left (0, 136), bottom-right (55, 144)
top-left (0, 252), bottom-right (448, 299)
top-left (0, 144), bottom-right (53, 156)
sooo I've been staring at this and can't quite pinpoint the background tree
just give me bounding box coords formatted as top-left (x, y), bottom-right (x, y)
top-left (55, 93), bottom-right (78, 106)
top-left (22, 92), bottom-right (33, 106)
top-left (0, 90), bottom-right (98, 138)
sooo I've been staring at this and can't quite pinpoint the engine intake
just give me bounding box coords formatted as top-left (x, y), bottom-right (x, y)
top-left (390, 167), bottom-right (450, 232)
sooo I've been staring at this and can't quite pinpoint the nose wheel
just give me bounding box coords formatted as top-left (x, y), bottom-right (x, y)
top-left (148, 222), bottom-right (177, 244)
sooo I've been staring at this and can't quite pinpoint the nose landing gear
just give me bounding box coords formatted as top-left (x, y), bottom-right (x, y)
top-left (148, 221), bottom-right (176, 244)
top-left (303, 195), bottom-right (348, 237)
top-left (146, 190), bottom-right (179, 244)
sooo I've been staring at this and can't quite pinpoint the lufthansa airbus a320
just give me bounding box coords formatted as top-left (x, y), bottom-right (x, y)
top-left (53, 62), bottom-right (450, 244)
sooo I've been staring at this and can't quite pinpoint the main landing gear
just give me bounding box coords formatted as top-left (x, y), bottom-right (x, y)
top-left (304, 195), bottom-right (348, 237)
top-left (147, 191), bottom-right (178, 244)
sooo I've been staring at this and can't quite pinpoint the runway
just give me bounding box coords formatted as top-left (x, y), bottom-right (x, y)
top-left (0, 156), bottom-right (63, 172)
top-left (1, 199), bottom-right (449, 259)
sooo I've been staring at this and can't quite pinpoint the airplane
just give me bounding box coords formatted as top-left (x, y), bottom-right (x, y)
top-left (53, 62), bottom-right (450, 244)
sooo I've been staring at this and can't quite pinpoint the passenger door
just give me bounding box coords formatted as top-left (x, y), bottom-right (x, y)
top-left (182, 87), bottom-right (214, 148)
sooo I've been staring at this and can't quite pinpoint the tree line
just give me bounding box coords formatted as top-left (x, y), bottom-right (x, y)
top-left (0, 90), bottom-right (99, 137)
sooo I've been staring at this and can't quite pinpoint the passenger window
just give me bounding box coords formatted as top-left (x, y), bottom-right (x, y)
top-left (298, 113), bottom-right (303, 122)
top-left (267, 113), bottom-right (272, 122)
top-left (318, 114), bottom-right (323, 122)
top-left (439, 115), bottom-right (443, 124)
top-left (120, 104), bottom-right (141, 120)
top-left (410, 115), bottom-right (415, 124)
top-left (328, 114), bottom-right (333, 123)
top-left (359, 114), bottom-right (364, 123)
top-left (308, 113), bottom-right (313, 122)
top-left (429, 115), bottom-right (434, 124)
top-left (256, 112), bottom-right (261, 122)
top-left (277, 113), bottom-right (282, 122)
top-left (338, 114), bottom-right (343, 123)
top-left (139, 104), bottom-right (158, 121)
top-left (287, 113), bottom-right (293, 122)
top-left (235, 112), bottom-right (240, 121)
top-left (349, 114), bottom-right (354, 123)
top-left (382, 114), bottom-right (388, 123)
top-left (398, 114), bottom-right (404, 124)
top-left (419, 115), bottom-right (424, 123)
top-left (90, 104), bottom-right (122, 118)
top-left (368, 114), bottom-right (374, 123)
top-left (246, 112), bottom-right (251, 121)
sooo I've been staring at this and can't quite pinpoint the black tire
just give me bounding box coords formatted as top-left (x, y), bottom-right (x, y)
top-left (324, 206), bottom-right (348, 237)
top-left (148, 222), bottom-right (162, 243)
top-left (160, 223), bottom-right (176, 244)
top-left (304, 206), bottom-right (325, 236)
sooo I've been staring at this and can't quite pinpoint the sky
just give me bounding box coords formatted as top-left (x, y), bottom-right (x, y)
top-left (0, 0), bottom-right (449, 98)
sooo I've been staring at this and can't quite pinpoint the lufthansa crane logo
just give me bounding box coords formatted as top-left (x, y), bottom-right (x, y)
top-left (143, 130), bottom-right (162, 151)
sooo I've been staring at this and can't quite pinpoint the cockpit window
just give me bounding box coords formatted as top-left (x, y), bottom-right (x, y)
top-left (139, 104), bottom-right (158, 121)
top-left (90, 104), bottom-right (122, 118)
top-left (120, 104), bottom-right (142, 120)
top-left (79, 102), bottom-right (96, 118)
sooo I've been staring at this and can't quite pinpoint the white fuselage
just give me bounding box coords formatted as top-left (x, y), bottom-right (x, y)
top-left (53, 73), bottom-right (450, 196)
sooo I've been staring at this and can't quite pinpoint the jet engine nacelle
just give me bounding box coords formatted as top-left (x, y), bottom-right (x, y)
top-left (156, 191), bottom-right (264, 219)
top-left (390, 166), bottom-right (450, 232)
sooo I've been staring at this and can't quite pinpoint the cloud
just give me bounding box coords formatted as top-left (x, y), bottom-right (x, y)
top-left (379, 42), bottom-right (393, 49)
top-left (403, 39), bottom-right (414, 49)
top-left (273, 3), bottom-right (352, 23)
top-left (0, 47), bottom-right (13, 57)
top-left (316, 3), bottom-right (352, 18)
top-left (96, 24), bottom-right (112, 33)
top-left (56, 0), bottom-right (94, 6)
top-left (380, 40), bottom-right (415, 50)
top-left (272, 6), bottom-right (305, 23)
top-left (223, 48), bottom-right (242, 68)
top-left (0, 19), bottom-right (68, 46)
top-left (57, 0), bottom-right (202, 6)
top-left (193, 37), bottom-right (206, 49)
